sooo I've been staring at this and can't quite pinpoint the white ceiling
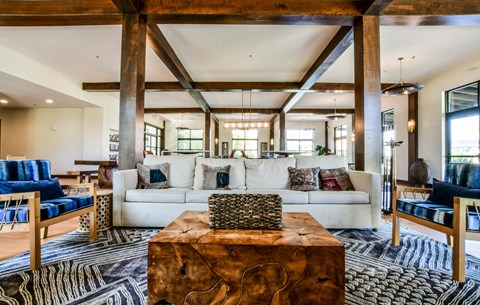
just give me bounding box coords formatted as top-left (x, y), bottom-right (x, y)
top-left (0, 24), bottom-right (479, 122)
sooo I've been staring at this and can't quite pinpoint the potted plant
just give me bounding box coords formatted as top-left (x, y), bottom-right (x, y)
top-left (315, 145), bottom-right (332, 156)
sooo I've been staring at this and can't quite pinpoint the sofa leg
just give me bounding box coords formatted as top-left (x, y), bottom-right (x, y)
top-left (392, 214), bottom-right (400, 246)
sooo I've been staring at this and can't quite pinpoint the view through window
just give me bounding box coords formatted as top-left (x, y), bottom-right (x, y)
top-left (334, 125), bottom-right (347, 157)
top-left (446, 81), bottom-right (479, 164)
top-left (177, 129), bottom-right (203, 151)
top-left (232, 129), bottom-right (258, 158)
top-left (144, 123), bottom-right (162, 155)
top-left (286, 129), bottom-right (314, 154)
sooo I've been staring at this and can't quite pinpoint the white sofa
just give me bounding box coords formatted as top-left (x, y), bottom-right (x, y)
top-left (113, 155), bottom-right (381, 229)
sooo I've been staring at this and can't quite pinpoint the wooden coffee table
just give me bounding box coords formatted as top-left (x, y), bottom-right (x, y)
top-left (148, 211), bottom-right (345, 305)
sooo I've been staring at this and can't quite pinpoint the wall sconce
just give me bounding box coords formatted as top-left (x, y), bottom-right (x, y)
top-left (351, 132), bottom-right (356, 142)
top-left (214, 138), bottom-right (219, 145)
top-left (270, 138), bottom-right (274, 146)
top-left (407, 119), bottom-right (416, 134)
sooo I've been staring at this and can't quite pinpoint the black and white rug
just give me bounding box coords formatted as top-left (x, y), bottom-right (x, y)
top-left (0, 224), bottom-right (479, 304)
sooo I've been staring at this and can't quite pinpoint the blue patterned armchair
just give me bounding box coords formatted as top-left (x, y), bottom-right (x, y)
top-left (0, 160), bottom-right (97, 269)
top-left (392, 163), bottom-right (480, 282)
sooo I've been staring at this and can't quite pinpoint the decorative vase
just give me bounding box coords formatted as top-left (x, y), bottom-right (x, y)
top-left (409, 158), bottom-right (431, 187)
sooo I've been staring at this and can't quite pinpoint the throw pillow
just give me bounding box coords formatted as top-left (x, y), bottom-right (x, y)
top-left (427, 178), bottom-right (480, 208)
top-left (288, 167), bottom-right (320, 191)
top-left (201, 164), bottom-right (231, 190)
top-left (0, 177), bottom-right (65, 201)
top-left (136, 163), bottom-right (169, 189)
top-left (319, 167), bottom-right (355, 191)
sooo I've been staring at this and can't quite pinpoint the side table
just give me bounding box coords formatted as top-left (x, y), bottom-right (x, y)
top-left (78, 189), bottom-right (113, 232)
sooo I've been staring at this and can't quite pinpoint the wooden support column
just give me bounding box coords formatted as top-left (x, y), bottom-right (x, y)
top-left (354, 16), bottom-right (381, 172)
top-left (119, 14), bottom-right (146, 170)
top-left (408, 92), bottom-right (419, 185)
top-left (161, 121), bottom-right (165, 150)
top-left (325, 122), bottom-right (329, 150)
top-left (279, 112), bottom-right (286, 150)
top-left (205, 112), bottom-right (211, 157)
top-left (214, 120), bottom-right (219, 156)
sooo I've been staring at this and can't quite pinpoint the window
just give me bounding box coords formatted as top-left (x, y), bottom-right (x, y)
top-left (446, 81), bottom-right (479, 164)
top-left (232, 129), bottom-right (258, 158)
top-left (177, 129), bottom-right (203, 151)
top-left (334, 125), bottom-right (347, 157)
top-left (286, 129), bottom-right (314, 154)
top-left (144, 123), bottom-right (162, 155)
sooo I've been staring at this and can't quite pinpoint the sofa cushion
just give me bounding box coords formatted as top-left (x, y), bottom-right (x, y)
top-left (319, 167), bottom-right (355, 191)
top-left (0, 177), bottom-right (65, 201)
top-left (186, 189), bottom-right (246, 203)
top-left (201, 164), bottom-right (231, 190)
top-left (136, 163), bottom-right (169, 189)
top-left (194, 157), bottom-right (246, 190)
top-left (125, 188), bottom-right (189, 203)
top-left (245, 158), bottom-right (295, 189)
top-left (288, 167), bottom-right (320, 191)
top-left (295, 155), bottom-right (347, 170)
top-left (246, 189), bottom-right (308, 204)
top-left (397, 199), bottom-right (480, 231)
top-left (0, 160), bottom-right (51, 181)
top-left (143, 155), bottom-right (196, 188)
top-left (309, 191), bottom-right (369, 204)
top-left (427, 178), bottom-right (480, 208)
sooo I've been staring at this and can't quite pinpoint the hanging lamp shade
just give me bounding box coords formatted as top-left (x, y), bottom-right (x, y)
top-left (382, 57), bottom-right (424, 96)
top-left (326, 99), bottom-right (347, 120)
top-left (176, 114), bottom-right (188, 130)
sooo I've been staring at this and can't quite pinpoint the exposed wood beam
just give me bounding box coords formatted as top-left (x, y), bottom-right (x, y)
top-left (380, 15), bottom-right (480, 26)
top-left (361, 0), bottom-right (394, 15)
top-left (288, 108), bottom-right (355, 114)
top-left (144, 0), bottom-right (359, 25)
top-left (0, 0), bottom-right (123, 26)
top-left (212, 108), bottom-right (279, 114)
top-left (84, 81), bottom-right (398, 92)
top-left (280, 26), bottom-right (354, 113)
top-left (145, 108), bottom-right (204, 114)
top-left (146, 24), bottom-right (211, 112)
top-left (385, 0), bottom-right (480, 16)
top-left (279, 112), bottom-right (286, 150)
top-left (118, 14), bottom-right (146, 170)
top-left (110, 0), bottom-right (141, 13)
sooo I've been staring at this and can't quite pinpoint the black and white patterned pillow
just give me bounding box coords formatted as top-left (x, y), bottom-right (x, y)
top-left (201, 164), bottom-right (231, 190)
top-left (136, 163), bottom-right (169, 189)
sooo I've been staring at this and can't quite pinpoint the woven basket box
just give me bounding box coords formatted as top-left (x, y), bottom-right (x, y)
top-left (208, 194), bottom-right (282, 230)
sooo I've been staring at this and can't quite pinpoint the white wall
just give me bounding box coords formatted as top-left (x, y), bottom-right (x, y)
top-left (419, 55), bottom-right (480, 181)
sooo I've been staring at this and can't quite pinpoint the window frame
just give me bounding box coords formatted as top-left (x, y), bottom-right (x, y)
top-left (176, 129), bottom-right (204, 151)
top-left (286, 128), bottom-right (314, 154)
top-left (144, 123), bottom-right (162, 155)
top-left (231, 129), bottom-right (258, 158)
top-left (445, 80), bottom-right (480, 164)
top-left (334, 125), bottom-right (347, 157)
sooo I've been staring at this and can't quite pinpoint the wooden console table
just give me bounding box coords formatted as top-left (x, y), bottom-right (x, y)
top-left (74, 160), bottom-right (117, 189)
top-left (148, 211), bottom-right (345, 305)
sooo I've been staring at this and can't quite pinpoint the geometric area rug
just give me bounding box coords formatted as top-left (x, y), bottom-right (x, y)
top-left (0, 223), bottom-right (479, 304)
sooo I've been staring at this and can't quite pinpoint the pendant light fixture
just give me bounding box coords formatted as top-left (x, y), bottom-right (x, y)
top-left (382, 57), bottom-right (424, 96)
top-left (326, 99), bottom-right (346, 120)
top-left (223, 91), bottom-right (270, 129)
top-left (176, 114), bottom-right (188, 130)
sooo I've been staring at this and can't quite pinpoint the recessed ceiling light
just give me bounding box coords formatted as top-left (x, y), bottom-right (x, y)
top-left (46, 99), bottom-right (54, 104)
top-left (0, 99), bottom-right (8, 104)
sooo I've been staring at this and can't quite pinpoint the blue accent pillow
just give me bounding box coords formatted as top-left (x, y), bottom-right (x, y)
top-left (427, 178), bottom-right (480, 208)
top-left (0, 177), bottom-right (65, 201)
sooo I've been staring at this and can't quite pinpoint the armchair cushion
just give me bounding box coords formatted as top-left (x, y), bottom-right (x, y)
top-left (397, 198), bottom-right (480, 231)
top-left (427, 178), bottom-right (480, 208)
top-left (0, 178), bottom-right (65, 201)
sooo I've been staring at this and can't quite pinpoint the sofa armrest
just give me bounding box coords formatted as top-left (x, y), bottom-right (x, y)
top-left (348, 170), bottom-right (381, 229)
top-left (113, 169), bottom-right (138, 226)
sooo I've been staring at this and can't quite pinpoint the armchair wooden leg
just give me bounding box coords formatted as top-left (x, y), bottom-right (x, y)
top-left (42, 226), bottom-right (49, 239)
top-left (392, 213), bottom-right (400, 246)
top-left (453, 197), bottom-right (466, 282)
top-left (446, 234), bottom-right (452, 246)
top-left (89, 210), bottom-right (97, 241)
top-left (29, 221), bottom-right (41, 270)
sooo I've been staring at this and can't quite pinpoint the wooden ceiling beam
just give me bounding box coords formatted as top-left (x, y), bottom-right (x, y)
top-left (212, 108), bottom-right (280, 114)
top-left (361, 0), bottom-right (394, 15)
top-left (288, 108), bottom-right (355, 114)
top-left (0, 0), bottom-right (123, 26)
top-left (143, 108), bottom-right (355, 115)
top-left (145, 108), bottom-right (204, 113)
top-left (146, 24), bottom-right (211, 112)
top-left (280, 26), bottom-right (354, 113)
top-left (83, 81), bottom-right (397, 92)
top-left (110, 0), bottom-right (142, 13)
top-left (385, 0), bottom-right (480, 16)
